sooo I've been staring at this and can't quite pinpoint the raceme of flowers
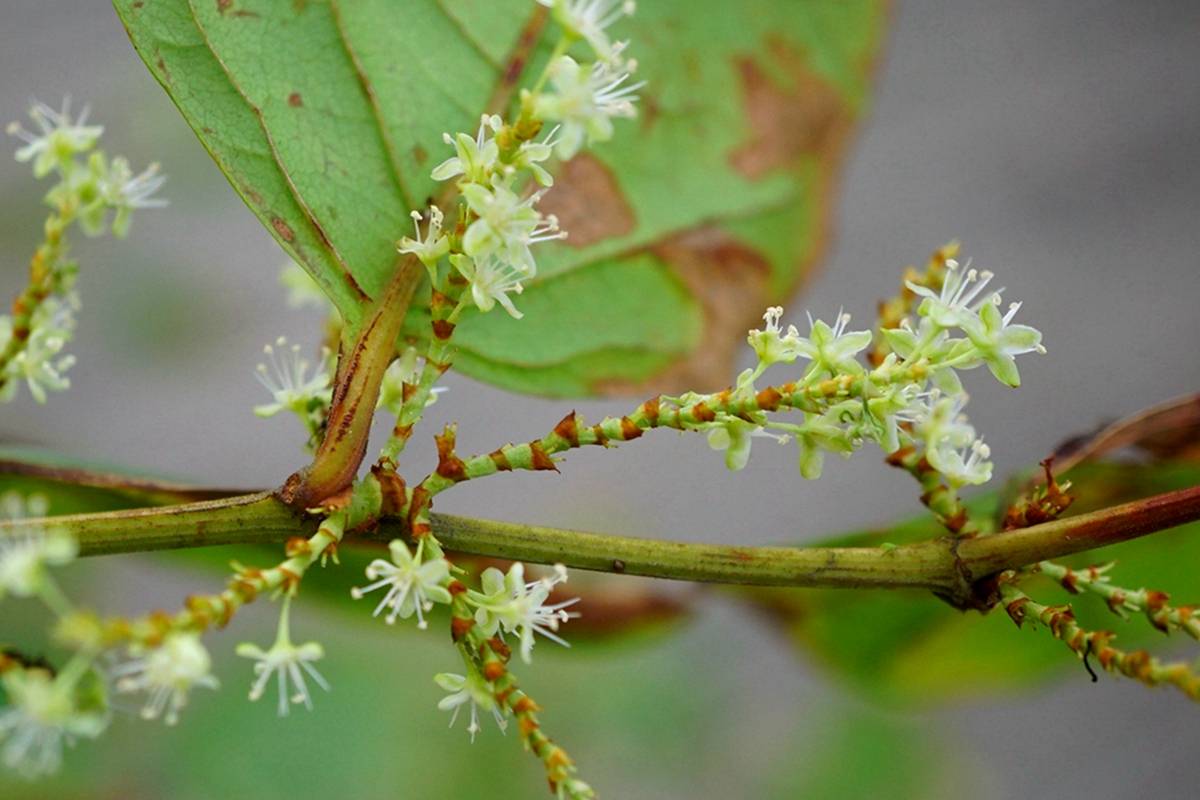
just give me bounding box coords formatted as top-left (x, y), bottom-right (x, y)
top-left (398, 0), bottom-right (641, 321)
top-left (3, 97), bottom-right (166, 405)
top-left (701, 258), bottom-right (1045, 486)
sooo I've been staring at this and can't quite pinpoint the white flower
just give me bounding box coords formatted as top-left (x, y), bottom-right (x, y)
top-left (397, 205), bottom-right (451, 268)
top-left (434, 671), bottom-right (507, 742)
top-left (351, 539), bottom-right (452, 629)
top-left (111, 633), bottom-right (219, 725)
top-left (253, 337), bottom-right (332, 418)
top-left (0, 492), bottom-right (76, 601)
top-left (906, 259), bottom-right (997, 329)
top-left (451, 253), bottom-right (533, 319)
top-left (468, 563), bottom-right (579, 664)
top-left (430, 114), bottom-right (502, 185)
top-left (908, 393), bottom-right (975, 450)
top-left (909, 393), bottom-right (993, 485)
top-left (793, 310), bottom-right (873, 377)
top-left (859, 382), bottom-right (924, 455)
top-left (706, 417), bottom-right (759, 471)
top-left (533, 57), bottom-right (642, 159)
top-left (510, 126), bottom-right (559, 186)
top-left (958, 295), bottom-right (1045, 387)
top-left (6, 97), bottom-right (103, 178)
top-left (236, 598), bottom-right (329, 716)
top-left (0, 667), bottom-right (109, 779)
top-left (461, 179), bottom-right (564, 272)
top-left (1, 299), bottom-right (77, 405)
top-left (934, 437), bottom-right (993, 487)
top-left (537, 0), bottom-right (636, 64)
top-left (100, 156), bottom-right (167, 238)
top-left (747, 306), bottom-right (802, 367)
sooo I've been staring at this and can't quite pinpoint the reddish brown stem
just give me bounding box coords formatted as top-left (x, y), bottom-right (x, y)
top-left (280, 257), bottom-right (422, 508)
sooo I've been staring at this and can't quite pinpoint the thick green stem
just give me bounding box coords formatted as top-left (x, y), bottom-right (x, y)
top-left (284, 257), bottom-right (423, 507)
top-left (4, 485), bottom-right (1199, 598)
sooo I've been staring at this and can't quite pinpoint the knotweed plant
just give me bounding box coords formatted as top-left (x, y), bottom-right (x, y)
top-left (2, 2), bottom-right (1200, 797)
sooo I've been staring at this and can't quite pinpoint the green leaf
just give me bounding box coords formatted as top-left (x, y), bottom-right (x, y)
top-left (114, 0), bottom-right (886, 396)
top-left (766, 705), bottom-right (958, 800)
top-left (735, 461), bottom-right (1200, 705)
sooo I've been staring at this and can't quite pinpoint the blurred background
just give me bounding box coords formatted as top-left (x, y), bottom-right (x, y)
top-left (2, 1), bottom-right (1199, 797)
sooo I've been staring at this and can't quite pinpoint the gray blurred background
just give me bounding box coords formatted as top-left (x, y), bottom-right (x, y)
top-left (2, 1), bottom-right (1199, 798)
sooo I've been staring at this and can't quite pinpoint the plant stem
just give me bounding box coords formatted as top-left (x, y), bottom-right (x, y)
top-left (956, 484), bottom-right (1200, 577)
top-left (284, 256), bottom-right (423, 507)
top-left (4, 485), bottom-right (1199, 599)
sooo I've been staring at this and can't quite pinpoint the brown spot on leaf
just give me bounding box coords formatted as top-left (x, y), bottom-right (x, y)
top-left (217, 0), bottom-right (232, 12)
top-left (729, 40), bottom-right (854, 179)
top-left (639, 93), bottom-right (661, 131)
top-left (412, 143), bottom-right (427, 165)
top-left (271, 216), bottom-right (295, 243)
top-left (288, 92), bottom-right (303, 107)
top-left (537, 154), bottom-right (635, 248)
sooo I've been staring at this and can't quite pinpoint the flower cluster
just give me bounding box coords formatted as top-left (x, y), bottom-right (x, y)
top-left (469, 562), bottom-right (579, 664)
top-left (236, 597), bottom-right (329, 717)
top-left (2, 98), bottom-right (166, 405)
top-left (7, 98), bottom-right (166, 239)
top-left (0, 494), bottom-right (107, 778)
top-left (433, 669), bottom-right (508, 742)
top-left (402, 113), bottom-right (565, 320)
top-left (530, 1), bottom-right (642, 159)
top-left (0, 664), bottom-right (109, 779)
top-left (697, 258), bottom-right (1044, 486)
top-left (0, 296), bottom-right (78, 404)
top-left (253, 336), bottom-right (333, 448)
top-left (351, 539), bottom-right (453, 629)
top-left (351, 544), bottom-right (579, 659)
top-left (111, 633), bottom-right (219, 726)
top-left (396, 0), bottom-right (641, 320)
